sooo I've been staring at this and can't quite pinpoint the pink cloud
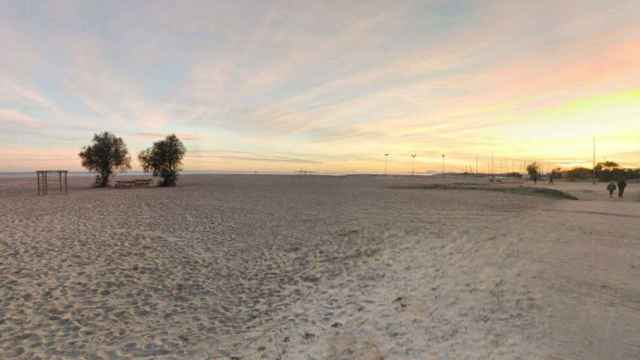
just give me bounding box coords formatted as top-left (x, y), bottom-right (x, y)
top-left (0, 80), bottom-right (53, 109)
top-left (13, 85), bottom-right (53, 108)
top-left (0, 109), bottom-right (39, 128)
top-left (134, 132), bottom-right (203, 141)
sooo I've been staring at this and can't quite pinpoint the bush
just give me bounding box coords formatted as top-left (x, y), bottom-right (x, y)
top-left (139, 134), bottom-right (186, 187)
top-left (526, 162), bottom-right (541, 183)
top-left (564, 167), bottom-right (592, 181)
top-left (78, 132), bottom-right (131, 187)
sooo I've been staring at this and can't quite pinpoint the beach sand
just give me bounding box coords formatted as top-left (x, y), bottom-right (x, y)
top-left (1, 174), bottom-right (639, 359)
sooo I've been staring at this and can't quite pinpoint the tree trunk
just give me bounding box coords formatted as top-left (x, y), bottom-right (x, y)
top-left (100, 173), bottom-right (110, 187)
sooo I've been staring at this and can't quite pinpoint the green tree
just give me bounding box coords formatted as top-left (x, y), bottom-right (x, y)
top-left (549, 168), bottom-right (562, 184)
top-left (138, 134), bottom-right (186, 187)
top-left (79, 132), bottom-right (131, 187)
top-left (565, 167), bottom-right (592, 181)
top-left (527, 162), bottom-right (541, 184)
top-left (595, 161), bottom-right (622, 182)
top-left (599, 161), bottom-right (620, 170)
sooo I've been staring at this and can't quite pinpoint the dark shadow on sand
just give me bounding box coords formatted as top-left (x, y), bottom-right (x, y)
top-left (389, 183), bottom-right (579, 200)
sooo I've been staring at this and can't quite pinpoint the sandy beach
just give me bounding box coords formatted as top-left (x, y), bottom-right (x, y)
top-left (1, 174), bottom-right (639, 359)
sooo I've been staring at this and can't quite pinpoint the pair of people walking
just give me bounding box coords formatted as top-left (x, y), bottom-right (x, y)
top-left (607, 179), bottom-right (627, 198)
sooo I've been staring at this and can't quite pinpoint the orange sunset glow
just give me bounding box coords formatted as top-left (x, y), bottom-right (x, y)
top-left (1, 1), bottom-right (638, 173)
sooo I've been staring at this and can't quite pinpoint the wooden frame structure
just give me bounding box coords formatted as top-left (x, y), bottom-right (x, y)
top-left (36, 170), bottom-right (68, 195)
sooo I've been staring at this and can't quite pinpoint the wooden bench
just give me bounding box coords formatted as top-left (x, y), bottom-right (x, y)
top-left (134, 179), bottom-right (153, 186)
top-left (115, 179), bottom-right (153, 188)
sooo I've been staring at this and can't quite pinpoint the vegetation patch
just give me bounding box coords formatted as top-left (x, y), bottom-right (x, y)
top-left (501, 187), bottom-right (579, 200)
top-left (390, 184), bottom-right (579, 200)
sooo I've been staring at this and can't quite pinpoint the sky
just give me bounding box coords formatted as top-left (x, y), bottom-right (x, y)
top-left (1, 0), bottom-right (639, 173)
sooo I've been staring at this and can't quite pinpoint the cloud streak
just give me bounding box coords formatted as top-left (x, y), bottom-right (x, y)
top-left (0, 109), bottom-right (39, 128)
top-left (1, 0), bottom-right (639, 171)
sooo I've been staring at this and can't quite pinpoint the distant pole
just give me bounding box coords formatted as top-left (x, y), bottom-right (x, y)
top-left (488, 157), bottom-right (491, 176)
top-left (411, 153), bottom-right (417, 175)
top-left (384, 153), bottom-right (390, 175)
top-left (491, 152), bottom-right (494, 178)
top-left (441, 154), bottom-right (446, 175)
top-left (475, 155), bottom-right (479, 175)
top-left (592, 136), bottom-right (596, 184)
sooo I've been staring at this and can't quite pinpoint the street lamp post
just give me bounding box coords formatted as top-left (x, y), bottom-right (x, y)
top-left (592, 136), bottom-right (596, 185)
top-left (442, 154), bottom-right (446, 175)
top-left (384, 153), bottom-right (390, 175)
top-left (411, 153), bottom-right (417, 175)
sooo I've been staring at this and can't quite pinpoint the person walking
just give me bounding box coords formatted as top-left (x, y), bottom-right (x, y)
top-left (607, 182), bottom-right (617, 198)
top-left (617, 179), bottom-right (627, 198)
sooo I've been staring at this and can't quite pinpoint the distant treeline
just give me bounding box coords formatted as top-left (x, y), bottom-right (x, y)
top-left (559, 161), bottom-right (640, 182)
top-left (465, 161), bottom-right (640, 182)
top-left (554, 162), bottom-right (640, 182)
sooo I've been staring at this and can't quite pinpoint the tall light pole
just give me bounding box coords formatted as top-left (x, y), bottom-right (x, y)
top-left (411, 153), bottom-right (417, 175)
top-left (491, 152), bottom-right (495, 180)
top-left (592, 136), bottom-right (596, 184)
top-left (475, 155), bottom-right (479, 175)
top-left (491, 152), bottom-right (494, 180)
top-left (384, 153), bottom-right (390, 176)
top-left (441, 153), bottom-right (446, 175)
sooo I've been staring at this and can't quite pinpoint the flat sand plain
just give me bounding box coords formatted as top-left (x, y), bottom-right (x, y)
top-left (1, 174), bottom-right (639, 359)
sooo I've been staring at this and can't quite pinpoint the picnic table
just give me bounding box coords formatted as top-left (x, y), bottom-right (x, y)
top-left (114, 179), bottom-right (153, 188)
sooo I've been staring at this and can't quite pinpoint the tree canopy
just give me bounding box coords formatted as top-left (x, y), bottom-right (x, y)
top-left (78, 132), bottom-right (131, 187)
top-left (138, 134), bottom-right (186, 187)
top-left (526, 162), bottom-right (541, 183)
top-left (551, 163), bottom-right (640, 182)
top-left (594, 161), bottom-right (631, 182)
top-left (594, 161), bottom-right (620, 174)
